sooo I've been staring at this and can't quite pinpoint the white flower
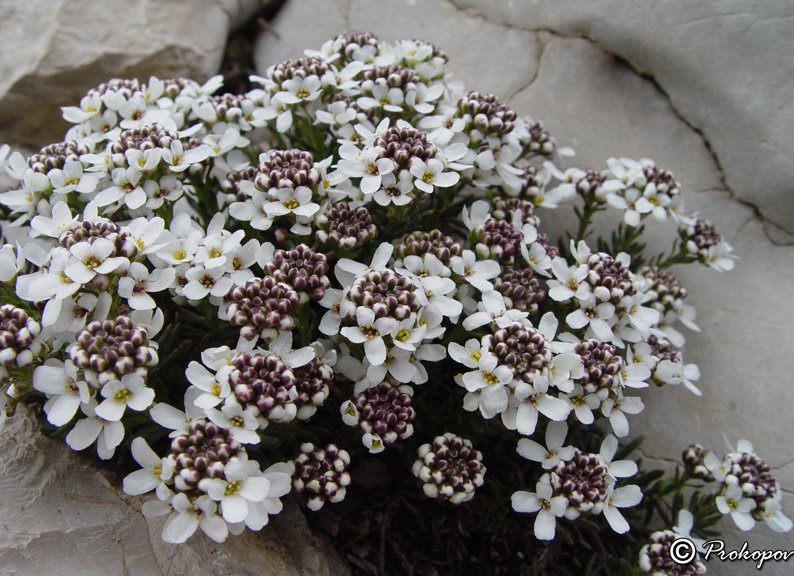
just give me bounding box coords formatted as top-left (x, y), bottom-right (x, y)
top-left (201, 458), bottom-right (271, 524)
top-left (511, 477), bottom-right (567, 540)
top-left (33, 360), bottom-right (91, 426)
top-left (95, 166), bottom-right (146, 209)
top-left (31, 201), bottom-right (79, 238)
top-left (448, 338), bottom-right (485, 369)
top-left (150, 391), bottom-right (204, 437)
top-left (566, 295), bottom-right (615, 341)
top-left (162, 493), bottom-right (228, 544)
top-left (606, 187), bottom-right (644, 227)
top-left (601, 393), bottom-right (644, 437)
top-left (547, 258), bottom-right (590, 302)
top-left (602, 484), bottom-right (643, 533)
top-left (339, 306), bottom-right (396, 366)
top-left (335, 241), bottom-right (393, 287)
top-left (338, 146), bottom-right (396, 196)
top-left (182, 264), bottom-right (234, 300)
top-left (459, 351), bottom-right (512, 419)
top-left (230, 190), bottom-right (274, 231)
top-left (463, 290), bottom-right (526, 330)
top-left (390, 316), bottom-right (426, 351)
top-left (505, 377), bottom-right (571, 436)
top-left (65, 400), bottom-right (125, 460)
top-left (450, 250), bottom-right (500, 292)
top-left (654, 358), bottom-right (701, 396)
top-left (186, 360), bottom-right (232, 409)
top-left (123, 437), bottom-right (174, 498)
top-left (761, 499), bottom-right (793, 533)
top-left (95, 373), bottom-right (155, 421)
top-left (516, 421), bottom-right (576, 470)
top-left (162, 139), bottom-right (212, 172)
top-left (716, 484), bottom-right (757, 531)
top-left (599, 435), bottom-right (639, 480)
top-left (363, 347), bottom-right (417, 390)
top-left (264, 186), bottom-right (320, 219)
top-left (118, 263), bottom-right (175, 310)
top-left (560, 383), bottom-right (604, 425)
top-left (207, 399), bottom-right (260, 444)
top-left (409, 157), bottom-right (459, 193)
top-left (65, 238), bottom-right (126, 284)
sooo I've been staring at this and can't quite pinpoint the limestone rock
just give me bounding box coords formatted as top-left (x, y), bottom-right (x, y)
top-left (0, 406), bottom-right (349, 576)
top-left (0, 0), bottom-right (272, 148)
top-left (452, 0), bottom-right (794, 236)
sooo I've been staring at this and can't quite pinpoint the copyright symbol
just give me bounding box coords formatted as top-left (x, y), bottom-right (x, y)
top-left (670, 537), bottom-right (697, 564)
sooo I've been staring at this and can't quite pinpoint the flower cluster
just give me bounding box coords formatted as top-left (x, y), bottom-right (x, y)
top-left (0, 33), bottom-right (787, 564)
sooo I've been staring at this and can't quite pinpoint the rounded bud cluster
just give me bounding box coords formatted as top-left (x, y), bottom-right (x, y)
top-left (167, 419), bottom-right (242, 492)
top-left (473, 217), bottom-right (524, 265)
top-left (269, 57), bottom-right (329, 87)
top-left (110, 125), bottom-right (176, 156)
top-left (0, 305), bottom-right (42, 368)
top-left (29, 140), bottom-right (91, 173)
top-left (58, 220), bottom-right (139, 259)
top-left (645, 335), bottom-right (681, 364)
top-left (256, 149), bottom-right (321, 191)
top-left (401, 37), bottom-right (448, 62)
top-left (639, 530), bottom-right (706, 575)
top-left (493, 267), bottom-right (545, 314)
top-left (680, 219), bottom-right (722, 261)
top-left (87, 78), bottom-right (142, 100)
top-left (315, 202), bottom-right (378, 251)
top-left (229, 352), bottom-right (298, 425)
top-left (329, 33), bottom-right (379, 63)
top-left (70, 316), bottom-right (158, 384)
top-left (550, 451), bottom-right (609, 513)
top-left (292, 356), bottom-right (334, 420)
top-left (222, 166), bottom-right (261, 202)
top-left (725, 451), bottom-right (778, 506)
top-left (523, 121), bottom-right (555, 156)
top-left (348, 269), bottom-right (419, 320)
top-left (577, 168), bottom-right (607, 201)
top-left (412, 433), bottom-right (486, 504)
top-left (509, 165), bottom-right (545, 199)
top-left (640, 266), bottom-right (688, 315)
top-left (585, 253), bottom-right (636, 305)
top-left (373, 127), bottom-right (436, 166)
top-left (362, 65), bottom-right (420, 89)
top-left (160, 77), bottom-right (195, 99)
top-left (292, 443), bottom-right (351, 511)
top-left (484, 323), bottom-right (551, 385)
top-left (228, 277), bottom-right (300, 341)
top-left (263, 244), bottom-right (330, 302)
top-left (206, 93), bottom-right (250, 124)
top-left (536, 232), bottom-right (560, 259)
top-left (682, 443), bottom-right (715, 482)
top-left (352, 381), bottom-right (416, 447)
top-left (491, 197), bottom-right (540, 228)
top-left (456, 92), bottom-right (516, 136)
top-left (642, 163), bottom-right (681, 198)
top-left (574, 339), bottom-right (622, 394)
top-left (395, 229), bottom-right (463, 265)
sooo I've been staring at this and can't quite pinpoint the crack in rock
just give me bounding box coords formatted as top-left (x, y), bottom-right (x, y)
top-left (443, 0), bottom-right (791, 246)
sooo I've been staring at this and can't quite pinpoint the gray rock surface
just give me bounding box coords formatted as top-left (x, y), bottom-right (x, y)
top-left (451, 0), bottom-right (794, 239)
top-left (0, 0), bottom-right (272, 148)
top-left (0, 406), bottom-right (349, 576)
top-left (254, 1), bottom-right (794, 574)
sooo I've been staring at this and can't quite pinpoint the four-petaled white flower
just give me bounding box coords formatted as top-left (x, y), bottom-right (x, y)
top-left (511, 477), bottom-right (568, 540)
top-left (340, 307), bottom-right (396, 366)
top-left (95, 373), bottom-right (156, 421)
